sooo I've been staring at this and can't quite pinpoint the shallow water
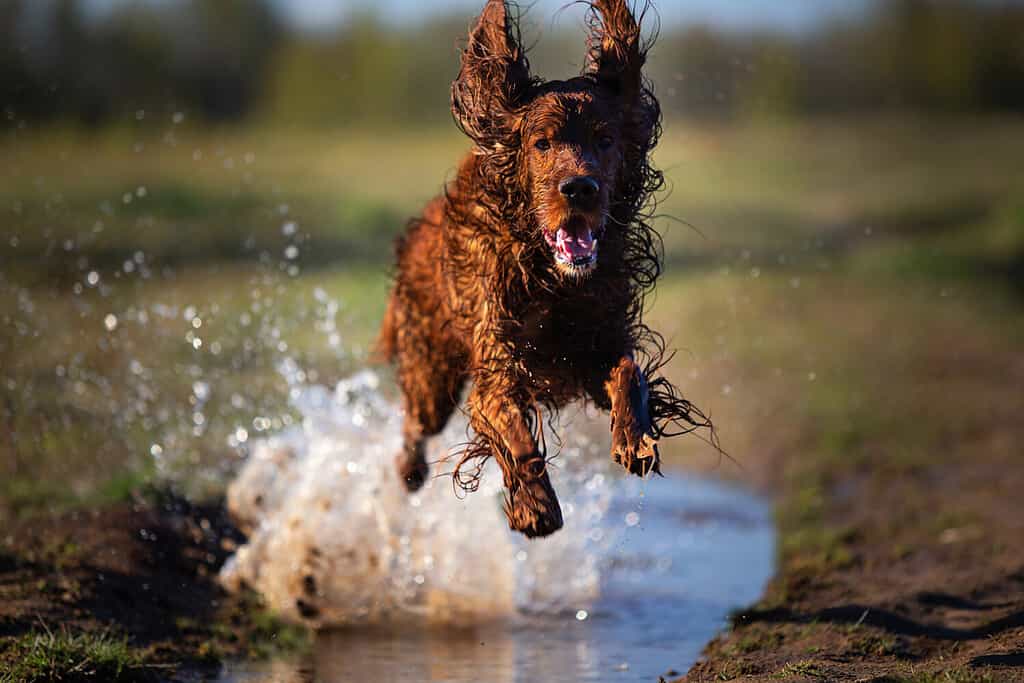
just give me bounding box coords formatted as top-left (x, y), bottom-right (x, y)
top-left (212, 372), bottom-right (775, 682)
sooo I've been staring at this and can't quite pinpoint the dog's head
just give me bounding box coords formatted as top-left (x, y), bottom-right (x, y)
top-left (452, 0), bottom-right (659, 280)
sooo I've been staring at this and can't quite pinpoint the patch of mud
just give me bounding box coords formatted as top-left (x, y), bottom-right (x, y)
top-left (0, 496), bottom-right (249, 662)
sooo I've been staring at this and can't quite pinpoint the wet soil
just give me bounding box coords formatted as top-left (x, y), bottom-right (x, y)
top-left (685, 497), bottom-right (1024, 682)
top-left (0, 493), bottom-right (302, 680)
top-left (680, 369), bottom-right (1024, 679)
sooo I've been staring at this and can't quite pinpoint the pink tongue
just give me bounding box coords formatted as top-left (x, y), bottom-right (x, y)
top-left (556, 227), bottom-right (594, 260)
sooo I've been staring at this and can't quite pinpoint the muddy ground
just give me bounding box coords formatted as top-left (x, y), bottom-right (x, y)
top-left (682, 449), bottom-right (1024, 682)
top-left (0, 493), bottom-right (307, 681)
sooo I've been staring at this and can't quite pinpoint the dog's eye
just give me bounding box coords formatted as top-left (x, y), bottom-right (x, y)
top-left (534, 138), bottom-right (551, 152)
top-left (598, 135), bottom-right (615, 150)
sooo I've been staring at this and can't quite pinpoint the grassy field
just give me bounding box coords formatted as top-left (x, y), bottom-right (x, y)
top-left (2, 116), bottom-right (1021, 512)
top-left (2, 116), bottom-right (1023, 680)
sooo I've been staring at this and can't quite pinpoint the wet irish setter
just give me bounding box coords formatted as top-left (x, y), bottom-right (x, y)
top-left (379, 0), bottom-right (712, 537)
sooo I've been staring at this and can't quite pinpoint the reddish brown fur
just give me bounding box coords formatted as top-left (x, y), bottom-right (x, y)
top-left (380, 0), bottom-right (713, 538)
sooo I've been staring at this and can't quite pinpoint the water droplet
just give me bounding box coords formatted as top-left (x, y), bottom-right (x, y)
top-left (625, 511), bottom-right (640, 527)
top-left (284, 245), bottom-right (299, 260)
top-left (104, 314), bottom-right (118, 331)
top-left (86, 271), bottom-right (100, 286)
top-left (192, 381), bottom-right (210, 401)
top-left (575, 610), bottom-right (588, 621)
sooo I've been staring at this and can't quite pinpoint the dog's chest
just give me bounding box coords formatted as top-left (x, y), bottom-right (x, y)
top-left (509, 293), bottom-right (624, 397)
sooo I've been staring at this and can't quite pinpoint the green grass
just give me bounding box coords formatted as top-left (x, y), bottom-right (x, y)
top-left (772, 659), bottom-right (826, 679)
top-left (0, 628), bottom-right (152, 683)
top-left (244, 608), bottom-right (311, 659)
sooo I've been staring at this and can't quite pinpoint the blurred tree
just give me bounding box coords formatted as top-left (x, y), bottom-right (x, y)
top-left (0, 0), bottom-right (31, 121)
top-left (175, 0), bottom-right (283, 121)
top-left (2, 0), bottom-right (1023, 128)
top-left (264, 13), bottom-right (461, 126)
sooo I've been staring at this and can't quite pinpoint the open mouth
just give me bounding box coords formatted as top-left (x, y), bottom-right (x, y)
top-left (544, 218), bottom-right (598, 276)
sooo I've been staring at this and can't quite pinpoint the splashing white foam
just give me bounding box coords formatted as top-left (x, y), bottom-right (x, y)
top-left (219, 370), bottom-right (618, 627)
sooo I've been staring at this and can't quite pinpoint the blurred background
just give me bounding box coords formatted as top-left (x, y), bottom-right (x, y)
top-left (1, 0), bottom-right (1022, 542)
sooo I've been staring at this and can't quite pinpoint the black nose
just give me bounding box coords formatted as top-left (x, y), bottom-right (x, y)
top-left (558, 176), bottom-right (600, 207)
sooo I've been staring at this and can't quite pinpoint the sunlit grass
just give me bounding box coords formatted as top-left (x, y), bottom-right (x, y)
top-left (0, 628), bottom-right (151, 683)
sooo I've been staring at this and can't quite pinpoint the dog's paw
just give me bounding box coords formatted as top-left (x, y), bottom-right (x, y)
top-left (395, 448), bottom-right (429, 492)
top-left (504, 470), bottom-right (564, 538)
top-left (610, 410), bottom-right (661, 478)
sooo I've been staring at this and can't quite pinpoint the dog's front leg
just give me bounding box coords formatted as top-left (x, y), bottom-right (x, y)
top-left (605, 356), bottom-right (661, 477)
top-left (466, 383), bottom-right (563, 538)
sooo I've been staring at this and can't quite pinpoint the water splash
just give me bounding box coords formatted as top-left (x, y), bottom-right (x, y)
top-left (220, 370), bottom-right (617, 627)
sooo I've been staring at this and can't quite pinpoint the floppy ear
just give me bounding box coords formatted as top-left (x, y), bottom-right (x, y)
top-left (451, 0), bottom-right (533, 144)
top-left (584, 0), bottom-right (648, 106)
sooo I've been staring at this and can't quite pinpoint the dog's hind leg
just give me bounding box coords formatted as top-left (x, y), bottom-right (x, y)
top-left (394, 343), bottom-right (467, 492)
top-left (395, 356), bottom-right (468, 493)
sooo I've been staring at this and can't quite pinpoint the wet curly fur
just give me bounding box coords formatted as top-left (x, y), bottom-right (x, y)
top-left (379, 0), bottom-right (714, 538)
